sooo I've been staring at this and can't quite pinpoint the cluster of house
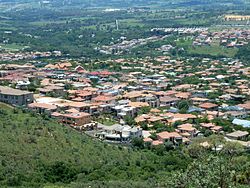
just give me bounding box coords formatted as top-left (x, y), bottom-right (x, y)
top-left (0, 55), bottom-right (249, 146)
top-left (157, 44), bottom-right (175, 53)
top-left (0, 51), bottom-right (61, 61)
top-left (100, 35), bottom-right (167, 55)
top-left (224, 15), bottom-right (250, 21)
top-left (151, 27), bottom-right (208, 35)
top-left (192, 29), bottom-right (250, 48)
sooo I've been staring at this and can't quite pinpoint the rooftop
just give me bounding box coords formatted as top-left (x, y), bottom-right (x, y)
top-left (226, 131), bottom-right (249, 138)
top-left (0, 86), bottom-right (32, 96)
top-left (232, 119), bottom-right (250, 127)
top-left (28, 103), bottom-right (57, 110)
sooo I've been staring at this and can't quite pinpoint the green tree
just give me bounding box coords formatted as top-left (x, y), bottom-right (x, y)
top-left (44, 162), bottom-right (77, 183)
top-left (177, 100), bottom-right (190, 114)
top-left (124, 115), bottom-right (136, 126)
top-left (131, 137), bottom-right (144, 149)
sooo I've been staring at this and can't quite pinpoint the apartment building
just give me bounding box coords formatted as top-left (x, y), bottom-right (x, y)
top-left (0, 86), bottom-right (33, 106)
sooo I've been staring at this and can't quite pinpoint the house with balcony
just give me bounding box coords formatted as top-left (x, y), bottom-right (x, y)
top-left (157, 131), bottom-right (183, 145)
top-left (177, 123), bottom-right (197, 138)
top-left (28, 102), bottom-right (57, 114)
top-left (159, 96), bottom-right (180, 107)
top-left (52, 112), bottom-right (91, 126)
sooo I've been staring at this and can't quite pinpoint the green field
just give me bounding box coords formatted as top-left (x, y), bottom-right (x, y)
top-left (188, 45), bottom-right (238, 57)
top-left (30, 20), bottom-right (68, 26)
top-left (120, 19), bottom-right (145, 27)
top-left (0, 43), bottom-right (29, 51)
top-left (176, 38), bottom-right (238, 57)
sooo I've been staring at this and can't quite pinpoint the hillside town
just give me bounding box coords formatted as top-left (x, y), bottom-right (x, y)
top-left (2, 0), bottom-right (250, 186)
top-left (99, 35), bottom-right (168, 55)
top-left (0, 55), bottom-right (249, 148)
top-left (0, 51), bottom-right (62, 61)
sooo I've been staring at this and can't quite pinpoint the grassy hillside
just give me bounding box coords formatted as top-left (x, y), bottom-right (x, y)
top-left (0, 104), bottom-right (191, 187)
top-left (0, 104), bottom-right (249, 187)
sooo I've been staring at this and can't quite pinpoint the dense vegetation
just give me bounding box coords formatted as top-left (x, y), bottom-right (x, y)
top-left (0, 104), bottom-right (190, 187)
top-left (236, 43), bottom-right (250, 64)
top-left (0, 103), bottom-right (249, 187)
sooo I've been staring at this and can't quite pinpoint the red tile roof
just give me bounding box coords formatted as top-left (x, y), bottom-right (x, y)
top-left (157, 131), bottom-right (182, 140)
top-left (28, 103), bottom-right (57, 110)
top-left (152, 140), bottom-right (164, 146)
top-left (61, 112), bottom-right (90, 119)
top-left (199, 102), bottom-right (218, 109)
top-left (93, 95), bottom-right (114, 102)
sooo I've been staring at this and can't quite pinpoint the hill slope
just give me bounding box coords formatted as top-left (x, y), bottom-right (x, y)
top-left (0, 104), bottom-right (190, 187)
top-left (0, 104), bottom-right (249, 187)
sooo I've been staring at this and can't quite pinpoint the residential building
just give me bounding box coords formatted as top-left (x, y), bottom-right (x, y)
top-left (28, 103), bottom-right (57, 114)
top-left (226, 131), bottom-right (249, 141)
top-left (0, 86), bottom-right (33, 106)
top-left (53, 112), bottom-right (91, 126)
top-left (96, 124), bottom-right (142, 142)
top-left (157, 131), bottom-right (183, 145)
